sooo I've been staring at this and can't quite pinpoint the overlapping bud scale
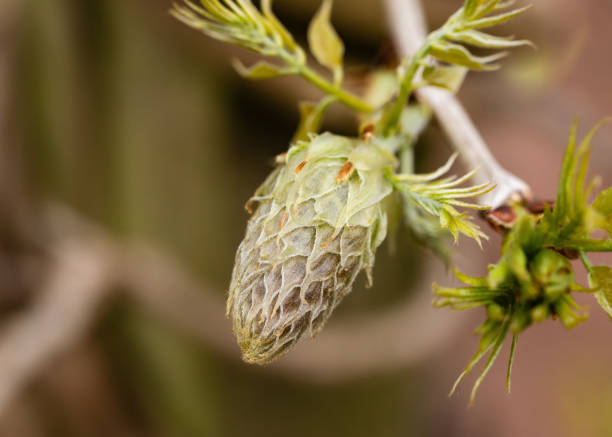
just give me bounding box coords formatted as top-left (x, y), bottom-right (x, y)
top-left (228, 133), bottom-right (396, 364)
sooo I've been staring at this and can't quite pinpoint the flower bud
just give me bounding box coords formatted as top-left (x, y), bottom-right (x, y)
top-left (530, 303), bottom-right (550, 323)
top-left (529, 249), bottom-right (574, 299)
top-left (228, 133), bottom-right (396, 364)
top-left (486, 303), bottom-right (505, 321)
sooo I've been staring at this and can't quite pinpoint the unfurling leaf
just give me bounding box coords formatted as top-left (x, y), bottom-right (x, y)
top-left (430, 41), bottom-right (507, 71)
top-left (461, 5), bottom-right (532, 30)
top-left (542, 119), bottom-right (611, 249)
top-left (261, 0), bottom-right (298, 51)
top-left (590, 266), bottom-right (612, 320)
top-left (448, 30), bottom-right (533, 50)
top-left (308, 0), bottom-right (345, 83)
top-left (232, 59), bottom-right (295, 80)
top-left (422, 65), bottom-right (468, 92)
top-left (171, 0), bottom-right (304, 59)
top-left (463, 0), bottom-right (485, 19)
top-left (394, 155), bottom-right (494, 246)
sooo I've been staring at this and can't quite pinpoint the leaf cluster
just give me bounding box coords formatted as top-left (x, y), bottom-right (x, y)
top-left (433, 121), bottom-right (612, 402)
top-left (171, 0), bottom-right (299, 59)
top-left (171, 0), bottom-right (365, 112)
top-left (428, 0), bottom-right (533, 72)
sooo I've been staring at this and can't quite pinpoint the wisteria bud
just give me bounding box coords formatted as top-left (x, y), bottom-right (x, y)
top-left (228, 133), bottom-right (396, 364)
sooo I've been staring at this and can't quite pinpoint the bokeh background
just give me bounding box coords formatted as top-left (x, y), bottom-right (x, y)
top-left (1, 0), bottom-right (612, 436)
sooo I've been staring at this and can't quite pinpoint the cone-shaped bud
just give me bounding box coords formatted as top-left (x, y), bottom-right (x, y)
top-left (228, 133), bottom-right (396, 364)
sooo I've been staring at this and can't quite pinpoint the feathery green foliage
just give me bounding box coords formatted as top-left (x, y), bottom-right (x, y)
top-left (394, 154), bottom-right (494, 247)
top-left (431, 0), bottom-right (533, 71)
top-left (434, 121), bottom-right (612, 402)
top-left (170, 0), bottom-right (372, 112)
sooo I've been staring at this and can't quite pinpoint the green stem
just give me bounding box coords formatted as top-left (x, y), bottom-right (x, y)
top-left (298, 65), bottom-right (373, 113)
top-left (275, 48), bottom-right (373, 113)
top-left (579, 249), bottom-right (593, 273)
top-left (569, 243), bottom-right (612, 253)
top-left (379, 28), bottom-right (445, 136)
top-left (400, 137), bottom-right (415, 174)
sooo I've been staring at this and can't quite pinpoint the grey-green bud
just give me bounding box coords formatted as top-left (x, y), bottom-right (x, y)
top-left (228, 133), bottom-right (396, 364)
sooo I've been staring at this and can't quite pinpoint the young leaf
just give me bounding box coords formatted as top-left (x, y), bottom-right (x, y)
top-left (506, 334), bottom-right (518, 393)
top-left (590, 266), bottom-right (612, 320)
top-left (171, 0), bottom-right (300, 57)
top-left (447, 30), bottom-right (533, 49)
top-left (430, 41), bottom-right (507, 71)
top-left (394, 159), bottom-right (494, 246)
top-left (470, 318), bottom-right (510, 403)
top-left (261, 0), bottom-right (298, 51)
top-left (422, 65), bottom-right (468, 93)
top-left (307, 0), bottom-right (345, 83)
top-left (476, 0), bottom-right (506, 18)
top-left (463, 0), bottom-right (485, 19)
top-left (553, 120), bottom-right (578, 224)
top-left (593, 187), bottom-right (612, 237)
top-left (232, 59), bottom-right (295, 80)
top-left (461, 5), bottom-right (532, 30)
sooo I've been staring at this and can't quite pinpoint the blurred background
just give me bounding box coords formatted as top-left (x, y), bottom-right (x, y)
top-left (1, 0), bottom-right (612, 436)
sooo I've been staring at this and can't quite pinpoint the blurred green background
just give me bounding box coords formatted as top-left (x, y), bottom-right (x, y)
top-left (2, 0), bottom-right (612, 436)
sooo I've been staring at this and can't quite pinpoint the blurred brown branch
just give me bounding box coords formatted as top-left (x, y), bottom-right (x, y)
top-left (0, 203), bottom-right (465, 417)
top-left (0, 0), bottom-right (487, 420)
top-left (0, 210), bottom-right (115, 415)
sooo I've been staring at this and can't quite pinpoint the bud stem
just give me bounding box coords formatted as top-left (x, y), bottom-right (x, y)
top-left (278, 51), bottom-right (374, 114)
top-left (578, 250), bottom-right (593, 272)
top-left (299, 65), bottom-right (373, 113)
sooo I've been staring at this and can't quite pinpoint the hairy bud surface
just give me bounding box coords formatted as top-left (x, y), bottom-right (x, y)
top-left (228, 133), bottom-right (395, 363)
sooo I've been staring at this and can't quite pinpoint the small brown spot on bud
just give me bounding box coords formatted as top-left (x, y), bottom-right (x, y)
top-left (361, 124), bottom-right (375, 142)
top-left (295, 160), bottom-right (307, 174)
top-left (279, 211), bottom-right (289, 231)
top-left (321, 234), bottom-right (335, 249)
top-left (336, 161), bottom-right (355, 183)
top-left (245, 199), bottom-right (256, 214)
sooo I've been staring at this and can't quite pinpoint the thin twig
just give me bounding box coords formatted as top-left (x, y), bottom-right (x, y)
top-left (384, 0), bottom-right (532, 208)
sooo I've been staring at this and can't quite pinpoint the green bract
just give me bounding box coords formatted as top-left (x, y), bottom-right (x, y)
top-left (228, 133), bottom-right (395, 364)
